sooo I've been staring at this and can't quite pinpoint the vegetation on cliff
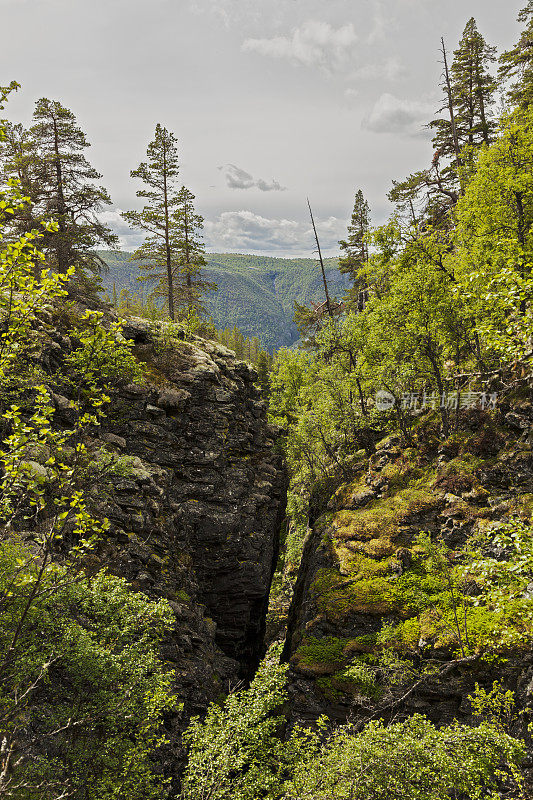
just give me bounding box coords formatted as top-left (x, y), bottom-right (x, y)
top-left (0, 84), bottom-right (175, 797)
top-left (2, 1), bottom-right (533, 797)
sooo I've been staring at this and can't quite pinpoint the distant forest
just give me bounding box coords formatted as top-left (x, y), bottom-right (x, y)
top-left (97, 250), bottom-right (350, 351)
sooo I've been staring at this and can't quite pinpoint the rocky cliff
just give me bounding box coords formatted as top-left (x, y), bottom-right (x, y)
top-left (283, 400), bottom-right (533, 741)
top-left (41, 307), bottom-right (287, 773)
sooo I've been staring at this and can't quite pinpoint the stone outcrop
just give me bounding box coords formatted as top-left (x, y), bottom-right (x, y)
top-left (37, 311), bottom-right (287, 778)
top-left (283, 400), bottom-right (533, 736)
top-left (96, 318), bottom-right (287, 686)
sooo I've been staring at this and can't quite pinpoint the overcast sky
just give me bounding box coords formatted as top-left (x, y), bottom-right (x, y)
top-left (1, 0), bottom-right (523, 256)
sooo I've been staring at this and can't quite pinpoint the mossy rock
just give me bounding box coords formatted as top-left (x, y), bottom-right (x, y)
top-left (331, 488), bottom-right (441, 545)
top-left (331, 660), bottom-right (382, 700)
top-left (512, 493), bottom-right (533, 521)
top-left (342, 633), bottom-right (378, 655)
top-left (291, 635), bottom-right (350, 676)
top-left (311, 567), bottom-right (397, 619)
top-left (329, 479), bottom-right (374, 512)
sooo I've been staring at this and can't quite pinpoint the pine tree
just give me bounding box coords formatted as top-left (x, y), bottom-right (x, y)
top-left (171, 186), bottom-right (216, 317)
top-left (499, 1), bottom-right (533, 109)
top-left (0, 121), bottom-right (38, 207)
top-left (391, 23), bottom-right (495, 222)
top-left (430, 21), bottom-right (496, 163)
top-left (30, 99), bottom-right (117, 273)
top-left (455, 19), bottom-right (497, 147)
top-left (122, 124), bottom-right (181, 320)
top-left (0, 100), bottom-right (117, 274)
top-left (339, 189), bottom-right (370, 311)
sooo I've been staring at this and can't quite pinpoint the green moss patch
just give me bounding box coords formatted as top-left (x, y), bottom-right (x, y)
top-left (291, 636), bottom-right (350, 675)
top-left (331, 488), bottom-right (440, 545)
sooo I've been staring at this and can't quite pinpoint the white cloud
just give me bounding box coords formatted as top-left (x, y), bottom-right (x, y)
top-left (347, 57), bottom-right (405, 83)
top-left (99, 208), bottom-right (144, 251)
top-left (189, 0), bottom-right (283, 28)
top-left (204, 210), bottom-right (345, 255)
top-left (242, 20), bottom-right (357, 73)
top-left (366, 0), bottom-right (388, 45)
top-left (344, 87), bottom-right (359, 101)
top-left (362, 92), bottom-right (434, 136)
top-left (219, 163), bottom-right (286, 192)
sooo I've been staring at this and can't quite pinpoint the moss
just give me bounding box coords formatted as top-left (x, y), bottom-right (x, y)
top-left (292, 635), bottom-right (349, 675)
top-left (311, 536), bottom-right (451, 625)
top-left (433, 453), bottom-right (486, 494)
top-left (332, 660), bottom-right (383, 700)
top-left (315, 676), bottom-right (341, 701)
top-left (135, 359), bottom-right (170, 387)
top-left (331, 488), bottom-right (440, 544)
top-left (312, 567), bottom-right (396, 619)
top-left (378, 459), bottom-right (433, 493)
top-left (330, 477), bottom-right (372, 509)
top-left (513, 493), bottom-right (533, 521)
top-left (343, 633), bottom-right (378, 655)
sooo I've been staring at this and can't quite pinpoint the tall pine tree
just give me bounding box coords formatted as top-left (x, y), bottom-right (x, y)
top-left (122, 124), bottom-right (181, 320)
top-left (430, 20), bottom-right (496, 161)
top-left (171, 186), bottom-right (216, 317)
top-left (499, 1), bottom-right (533, 109)
top-left (339, 189), bottom-right (370, 311)
top-left (0, 99), bottom-right (117, 274)
top-left (390, 21), bottom-right (496, 224)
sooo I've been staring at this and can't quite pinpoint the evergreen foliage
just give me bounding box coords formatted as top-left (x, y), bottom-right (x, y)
top-left (0, 89), bottom-right (175, 797)
top-left (0, 98), bottom-right (117, 276)
top-left (123, 126), bottom-right (216, 320)
top-left (430, 19), bottom-right (497, 159)
top-left (122, 124), bottom-right (180, 319)
top-left (170, 186), bottom-right (217, 316)
top-left (338, 189), bottom-right (370, 312)
top-left (390, 18), bottom-right (496, 221)
top-left (499, 1), bottom-right (533, 109)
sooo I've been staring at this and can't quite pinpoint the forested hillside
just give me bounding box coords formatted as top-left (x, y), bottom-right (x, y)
top-left (97, 250), bottom-right (349, 351)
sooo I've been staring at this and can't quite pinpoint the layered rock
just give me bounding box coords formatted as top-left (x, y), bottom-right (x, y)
top-left (92, 318), bottom-right (287, 691)
top-left (36, 310), bottom-right (288, 781)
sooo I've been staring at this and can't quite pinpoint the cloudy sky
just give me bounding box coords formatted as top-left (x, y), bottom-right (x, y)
top-left (1, 0), bottom-right (523, 256)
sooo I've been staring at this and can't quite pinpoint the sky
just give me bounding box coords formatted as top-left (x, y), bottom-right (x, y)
top-left (0, 0), bottom-right (524, 256)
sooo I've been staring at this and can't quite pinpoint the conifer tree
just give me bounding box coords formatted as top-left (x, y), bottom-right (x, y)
top-left (122, 124), bottom-right (181, 320)
top-left (339, 189), bottom-right (370, 311)
top-left (171, 186), bottom-right (216, 316)
top-left (430, 22), bottom-right (496, 162)
top-left (455, 19), bottom-right (497, 147)
top-left (499, 1), bottom-right (533, 109)
top-left (0, 99), bottom-right (117, 274)
top-left (32, 99), bottom-right (116, 273)
top-left (0, 121), bottom-right (38, 212)
top-left (391, 22), bottom-right (495, 222)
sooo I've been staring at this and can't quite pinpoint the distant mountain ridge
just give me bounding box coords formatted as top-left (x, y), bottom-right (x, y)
top-left (96, 250), bottom-right (349, 351)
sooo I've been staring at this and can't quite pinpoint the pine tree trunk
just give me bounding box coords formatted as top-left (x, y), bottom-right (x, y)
top-left (308, 199), bottom-right (333, 318)
top-left (162, 142), bottom-right (175, 321)
top-left (52, 115), bottom-right (68, 274)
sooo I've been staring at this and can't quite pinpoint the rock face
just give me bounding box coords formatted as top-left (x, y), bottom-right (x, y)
top-left (49, 315), bottom-right (288, 757)
top-left (283, 402), bottom-right (533, 734)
